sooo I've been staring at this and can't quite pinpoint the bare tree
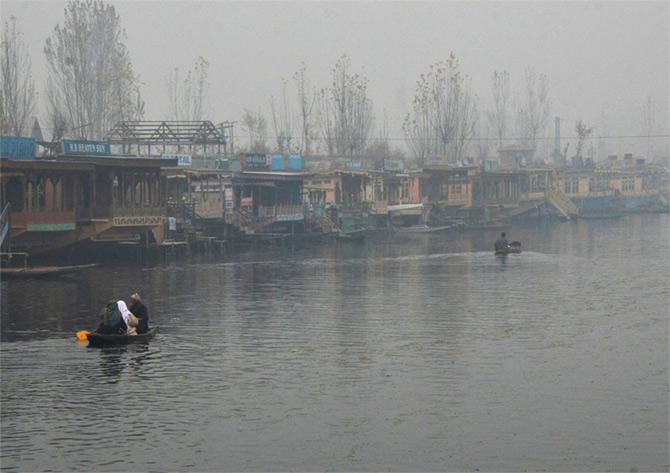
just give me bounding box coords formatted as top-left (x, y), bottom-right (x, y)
top-left (473, 119), bottom-right (491, 163)
top-left (293, 62), bottom-right (317, 157)
top-left (514, 68), bottom-right (551, 152)
top-left (44, 0), bottom-right (144, 140)
top-left (167, 56), bottom-right (211, 122)
top-left (402, 77), bottom-right (437, 167)
top-left (641, 96), bottom-right (656, 159)
top-left (241, 108), bottom-right (268, 153)
top-left (452, 86), bottom-right (478, 162)
top-left (575, 120), bottom-right (593, 158)
top-left (403, 53), bottom-right (477, 164)
top-left (431, 55), bottom-right (461, 159)
top-left (487, 70), bottom-right (510, 149)
top-left (270, 78), bottom-right (294, 155)
top-left (46, 80), bottom-right (69, 142)
top-left (366, 110), bottom-right (405, 164)
top-left (319, 55), bottom-right (375, 159)
top-left (0, 16), bottom-right (36, 136)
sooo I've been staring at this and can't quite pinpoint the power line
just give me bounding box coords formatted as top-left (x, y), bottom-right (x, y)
top-left (233, 134), bottom-right (670, 142)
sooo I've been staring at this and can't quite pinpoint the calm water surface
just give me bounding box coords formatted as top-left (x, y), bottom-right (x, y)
top-left (1, 215), bottom-right (668, 472)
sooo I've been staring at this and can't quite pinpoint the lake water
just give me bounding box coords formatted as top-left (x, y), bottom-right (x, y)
top-left (1, 215), bottom-right (668, 472)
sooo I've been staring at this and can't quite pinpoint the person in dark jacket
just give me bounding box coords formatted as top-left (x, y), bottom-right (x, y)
top-left (129, 293), bottom-right (150, 334)
top-left (494, 232), bottom-right (510, 252)
top-left (96, 300), bottom-right (127, 334)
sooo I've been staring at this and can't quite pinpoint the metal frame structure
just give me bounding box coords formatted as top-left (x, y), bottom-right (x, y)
top-left (105, 121), bottom-right (231, 157)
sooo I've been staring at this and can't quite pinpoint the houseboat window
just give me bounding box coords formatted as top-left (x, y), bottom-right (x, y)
top-left (25, 181), bottom-right (32, 210)
top-left (440, 183), bottom-right (449, 198)
top-left (143, 177), bottom-right (151, 206)
top-left (623, 177), bottom-right (635, 192)
top-left (35, 177), bottom-right (46, 210)
top-left (134, 173), bottom-right (143, 206)
top-left (51, 177), bottom-right (63, 211)
top-left (96, 173), bottom-right (112, 209)
top-left (113, 174), bottom-right (123, 207)
top-left (5, 177), bottom-right (23, 211)
top-left (64, 176), bottom-right (74, 211)
top-left (44, 178), bottom-right (54, 211)
top-left (155, 174), bottom-right (162, 205)
top-left (124, 173), bottom-right (133, 207)
top-left (78, 177), bottom-right (90, 210)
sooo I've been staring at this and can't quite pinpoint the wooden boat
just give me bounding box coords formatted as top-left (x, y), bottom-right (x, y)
top-left (495, 241), bottom-right (522, 255)
top-left (87, 327), bottom-right (158, 347)
top-left (337, 229), bottom-right (366, 241)
top-left (1, 263), bottom-right (98, 278)
top-left (393, 224), bottom-right (454, 234)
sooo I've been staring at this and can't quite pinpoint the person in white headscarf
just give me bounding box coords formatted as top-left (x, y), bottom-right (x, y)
top-left (117, 300), bottom-right (139, 336)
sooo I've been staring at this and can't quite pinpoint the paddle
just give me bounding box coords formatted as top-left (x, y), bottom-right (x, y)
top-left (76, 330), bottom-right (91, 342)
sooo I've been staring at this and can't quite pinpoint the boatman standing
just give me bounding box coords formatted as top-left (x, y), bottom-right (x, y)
top-left (129, 293), bottom-right (150, 334)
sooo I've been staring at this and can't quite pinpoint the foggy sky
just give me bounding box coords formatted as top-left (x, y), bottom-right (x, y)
top-left (3, 0), bottom-right (669, 157)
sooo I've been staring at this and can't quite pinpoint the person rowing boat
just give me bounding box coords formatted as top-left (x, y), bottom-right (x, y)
top-left (494, 232), bottom-right (522, 255)
top-left (494, 232), bottom-right (510, 252)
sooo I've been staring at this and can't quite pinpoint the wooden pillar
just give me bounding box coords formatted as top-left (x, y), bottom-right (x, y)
top-left (90, 172), bottom-right (96, 211)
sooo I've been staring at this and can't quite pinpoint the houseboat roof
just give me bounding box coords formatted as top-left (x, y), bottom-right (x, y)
top-left (1, 158), bottom-right (94, 172)
top-left (234, 171), bottom-right (312, 181)
top-left (55, 154), bottom-right (178, 168)
top-left (161, 168), bottom-right (232, 178)
top-left (423, 165), bottom-right (479, 173)
top-left (328, 169), bottom-right (370, 177)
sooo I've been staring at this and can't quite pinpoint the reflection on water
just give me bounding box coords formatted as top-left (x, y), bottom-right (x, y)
top-left (1, 215), bottom-right (668, 472)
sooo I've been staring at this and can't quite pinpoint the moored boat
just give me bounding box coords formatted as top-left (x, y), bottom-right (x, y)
top-left (336, 228), bottom-right (366, 241)
top-left (1, 263), bottom-right (98, 278)
top-left (393, 224), bottom-right (455, 234)
top-left (87, 327), bottom-right (158, 347)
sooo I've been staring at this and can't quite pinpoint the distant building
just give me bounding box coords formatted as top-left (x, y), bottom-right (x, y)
top-left (498, 144), bottom-right (536, 167)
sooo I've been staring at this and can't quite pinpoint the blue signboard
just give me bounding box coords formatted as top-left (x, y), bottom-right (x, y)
top-left (271, 154), bottom-right (285, 171)
top-left (346, 159), bottom-right (362, 170)
top-left (288, 154), bottom-right (304, 170)
top-left (62, 139), bottom-right (110, 156)
top-left (241, 153), bottom-right (271, 170)
top-left (161, 153), bottom-right (192, 166)
top-left (1, 136), bottom-right (36, 160)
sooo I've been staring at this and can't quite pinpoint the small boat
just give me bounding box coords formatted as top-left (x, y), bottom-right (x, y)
top-left (1, 263), bottom-right (98, 278)
top-left (337, 229), bottom-right (366, 241)
top-left (495, 241), bottom-right (522, 255)
top-left (87, 327), bottom-right (158, 347)
top-left (393, 224), bottom-right (455, 234)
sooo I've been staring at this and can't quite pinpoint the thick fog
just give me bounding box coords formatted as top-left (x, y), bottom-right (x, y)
top-left (3, 0), bottom-right (669, 158)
